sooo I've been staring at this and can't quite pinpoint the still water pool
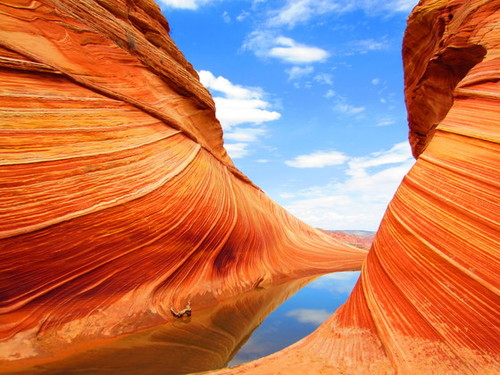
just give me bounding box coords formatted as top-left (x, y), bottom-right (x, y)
top-left (13, 271), bottom-right (360, 375)
top-left (229, 271), bottom-right (360, 367)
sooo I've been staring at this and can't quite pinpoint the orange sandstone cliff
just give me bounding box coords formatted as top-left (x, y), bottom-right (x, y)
top-left (0, 0), bottom-right (499, 374)
top-left (209, 0), bottom-right (500, 374)
top-left (0, 0), bottom-right (366, 370)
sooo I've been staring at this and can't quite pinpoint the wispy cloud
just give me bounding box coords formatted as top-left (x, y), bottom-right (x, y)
top-left (224, 143), bottom-right (250, 159)
top-left (266, 0), bottom-right (342, 28)
top-left (236, 10), bottom-right (250, 21)
top-left (347, 38), bottom-right (389, 55)
top-left (313, 73), bottom-right (333, 85)
top-left (286, 309), bottom-right (331, 325)
top-left (199, 70), bottom-right (280, 159)
top-left (324, 89), bottom-right (336, 98)
top-left (261, 0), bottom-right (418, 27)
top-left (282, 142), bottom-right (415, 230)
top-left (224, 127), bottom-right (266, 142)
top-left (391, 0), bottom-right (419, 12)
top-left (157, 0), bottom-right (223, 10)
top-left (333, 102), bottom-right (365, 115)
top-left (285, 150), bottom-right (348, 168)
top-left (325, 91), bottom-right (365, 116)
top-left (376, 117), bottom-right (396, 126)
top-left (286, 66), bottom-right (315, 80)
top-left (222, 11), bottom-right (231, 23)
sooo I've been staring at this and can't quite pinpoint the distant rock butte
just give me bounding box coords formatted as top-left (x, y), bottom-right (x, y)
top-left (0, 0), bottom-right (498, 374)
top-left (319, 230), bottom-right (375, 250)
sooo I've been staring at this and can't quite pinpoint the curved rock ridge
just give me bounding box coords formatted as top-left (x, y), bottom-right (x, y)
top-left (0, 0), bottom-right (366, 369)
top-left (209, 0), bottom-right (500, 374)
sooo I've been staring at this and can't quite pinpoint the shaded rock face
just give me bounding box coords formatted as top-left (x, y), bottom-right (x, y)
top-left (209, 1), bottom-right (500, 374)
top-left (0, 0), bottom-right (366, 370)
top-left (0, 1), bottom-right (498, 375)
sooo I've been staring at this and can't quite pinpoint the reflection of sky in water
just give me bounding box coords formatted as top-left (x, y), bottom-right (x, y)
top-left (229, 271), bottom-right (360, 366)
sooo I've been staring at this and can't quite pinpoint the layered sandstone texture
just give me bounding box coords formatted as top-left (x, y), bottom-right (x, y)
top-left (210, 0), bottom-right (500, 374)
top-left (0, 0), bottom-right (367, 370)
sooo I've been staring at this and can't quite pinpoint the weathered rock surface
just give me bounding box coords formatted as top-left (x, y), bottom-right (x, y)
top-left (3, 276), bottom-right (316, 375)
top-left (0, 0), bottom-right (366, 370)
top-left (209, 0), bottom-right (500, 373)
top-left (1, 0), bottom-right (499, 374)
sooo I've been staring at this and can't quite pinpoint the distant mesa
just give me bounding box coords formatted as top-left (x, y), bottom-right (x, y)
top-left (318, 229), bottom-right (375, 250)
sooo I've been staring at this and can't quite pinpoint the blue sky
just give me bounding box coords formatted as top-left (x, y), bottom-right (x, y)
top-left (157, 0), bottom-right (419, 231)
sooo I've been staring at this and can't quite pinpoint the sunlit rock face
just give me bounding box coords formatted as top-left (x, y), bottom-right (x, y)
top-left (210, 0), bottom-right (500, 374)
top-left (0, 0), bottom-right (366, 370)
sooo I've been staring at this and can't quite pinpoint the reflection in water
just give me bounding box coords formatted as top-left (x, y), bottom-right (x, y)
top-left (5, 272), bottom-right (359, 375)
top-left (229, 271), bottom-right (360, 366)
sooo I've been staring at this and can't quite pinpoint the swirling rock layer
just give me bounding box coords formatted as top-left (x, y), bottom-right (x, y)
top-left (1, 0), bottom-right (499, 373)
top-left (210, 0), bottom-right (500, 374)
top-left (0, 0), bottom-right (366, 370)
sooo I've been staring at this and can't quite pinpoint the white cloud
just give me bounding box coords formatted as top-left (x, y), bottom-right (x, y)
top-left (199, 70), bottom-right (258, 101)
top-left (348, 38), bottom-right (389, 54)
top-left (262, 0), bottom-right (418, 28)
top-left (236, 10), bottom-right (250, 21)
top-left (199, 70), bottom-right (281, 129)
top-left (310, 271), bottom-right (360, 294)
top-left (376, 117), bottom-right (396, 126)
top-left (286, 309), bottom-right (331, 325)
top-left (330, 95), bottom-right (365, 116)
top-left (266, 0), bottom-right (342, 28)
top-left (283, 142), bottom-right (415, 230)
top-left (243, 32), bottom-right (329, 64)
top-left (392, 0), bottom-right (419, 11)
top-left (324, 89), bottom-right (336, 98)
top-left (313, 73), bottom-right (333, 85)
top-left (285, 150), bottom-right (348, 168)
top-left (333, 102), bottom-right (365, 115)
top-left (222, 11), bottom-right (231, 23)
top-left (199, 70), bottom-right (281, 160)
top-left (225, 143), bottom-right (250, 159)
top-left (371, 78), bottom-right (380, 85)
top-left (346, 142), bottom-right (411, 173)
top-left (225, 127), bottom-right (266, 142)
top-left (269, 37), bottom-right (329, 64)
top-left (157, 0), bottom-right (221, 10)
top-left (286, 65), bottom-right (314, 80)
top-left (213, 97), bottom-right (280, 128)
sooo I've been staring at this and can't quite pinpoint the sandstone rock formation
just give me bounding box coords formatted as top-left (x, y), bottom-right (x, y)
top-left (3, 276), bottom-right (316, 375)
top-left (0, 0), bottom-right (366, 371)
top-left (320, 230), bottom-right (375, 250)
top-left (209, 0), bottom-right (500, 373)
top-left (0, 0), bottom-right (498, 374)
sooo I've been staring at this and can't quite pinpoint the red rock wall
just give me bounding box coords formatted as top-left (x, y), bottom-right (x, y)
top-left (210, 0), bottom-right (500, 373)
top-left (1, 0), bottom-right (498, 373)
top-left (0, 0), bottom-right (366, 369)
